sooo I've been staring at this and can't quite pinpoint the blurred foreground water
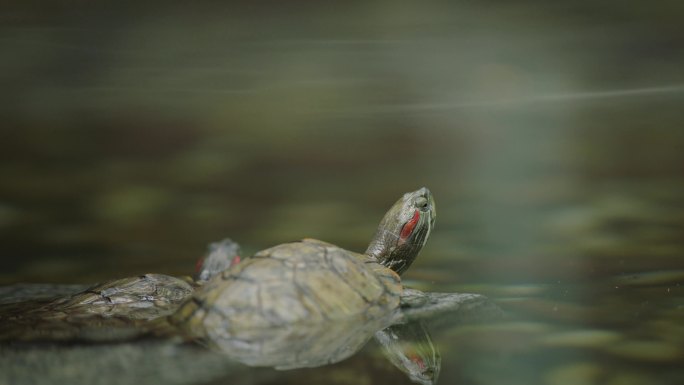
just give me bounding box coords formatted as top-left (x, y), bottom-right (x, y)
top-left (1, 1), bottom-right (684, 384)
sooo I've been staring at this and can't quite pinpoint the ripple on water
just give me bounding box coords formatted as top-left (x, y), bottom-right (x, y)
top-left (544, 362), bottom-right (604, 385)
top-left (442, 321), bottom-right (552, 354)
top-left (612, 270), bottom-right (684, 287)
top-left (539, 329), bottom-right (622, 349)
top-left (604, 340), bottom-right (683, 363)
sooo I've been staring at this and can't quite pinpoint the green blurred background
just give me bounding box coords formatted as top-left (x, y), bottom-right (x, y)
top-left (1, 2), bottom-right (684, 383)
top-left (2, 1), bottom-right (683, 284)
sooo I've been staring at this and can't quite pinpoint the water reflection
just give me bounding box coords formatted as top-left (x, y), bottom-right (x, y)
top-left (0, 280), bottom-right (501, 385)
top-left (376, 321), bottom-right (440, 385)
top-left (193, 299), bottom-right (397, 370)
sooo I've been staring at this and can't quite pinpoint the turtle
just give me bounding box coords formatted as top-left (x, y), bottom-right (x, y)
top-left (0, 237), bottom-right (241, 343)
top-left (169, 187), bottom-right (437, 368)
top-left (0, 188), bottom-right (501, 383)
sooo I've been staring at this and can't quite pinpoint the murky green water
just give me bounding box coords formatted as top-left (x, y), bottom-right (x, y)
top-left (2, 1), bottom-right (684, 384)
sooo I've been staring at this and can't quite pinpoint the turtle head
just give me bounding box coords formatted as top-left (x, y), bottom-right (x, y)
top-left (365, 187), bottom-right (436, 275)
top-left (194, 239), bottom-right (241, 283)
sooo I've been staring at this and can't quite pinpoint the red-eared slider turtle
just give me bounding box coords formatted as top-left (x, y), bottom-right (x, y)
top-left (0, 239), bottom-right (240, 341)
top-left (0, 187), bottom-right (504, 384)
top-left (170, 187), bottom-right (436, 367)
top-left (2, 188), bottom-right (435, 341)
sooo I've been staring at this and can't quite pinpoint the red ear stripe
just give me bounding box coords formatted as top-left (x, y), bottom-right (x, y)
top-left (410, 354), bottom-right (427, 370)
top-left (230, 255), bottom-right (241, 267)
top-left (400, 210), bottom-right (421, 240)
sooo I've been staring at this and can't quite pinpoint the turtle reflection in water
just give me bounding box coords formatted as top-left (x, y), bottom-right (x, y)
top-left (0, 188), bottom-right (499, 385)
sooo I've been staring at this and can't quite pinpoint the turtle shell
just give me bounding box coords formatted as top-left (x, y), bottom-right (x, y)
top-left (172, 238), bottom-right (402, 368)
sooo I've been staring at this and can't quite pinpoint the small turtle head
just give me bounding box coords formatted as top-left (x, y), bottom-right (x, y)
top-left (366, 187), bottom-right (436, 275)
top-left (194, 239), bottom-right (241, 283)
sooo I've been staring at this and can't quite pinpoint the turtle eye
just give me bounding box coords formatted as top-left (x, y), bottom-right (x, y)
top-left (415, 197), bottom-right (429, 211)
